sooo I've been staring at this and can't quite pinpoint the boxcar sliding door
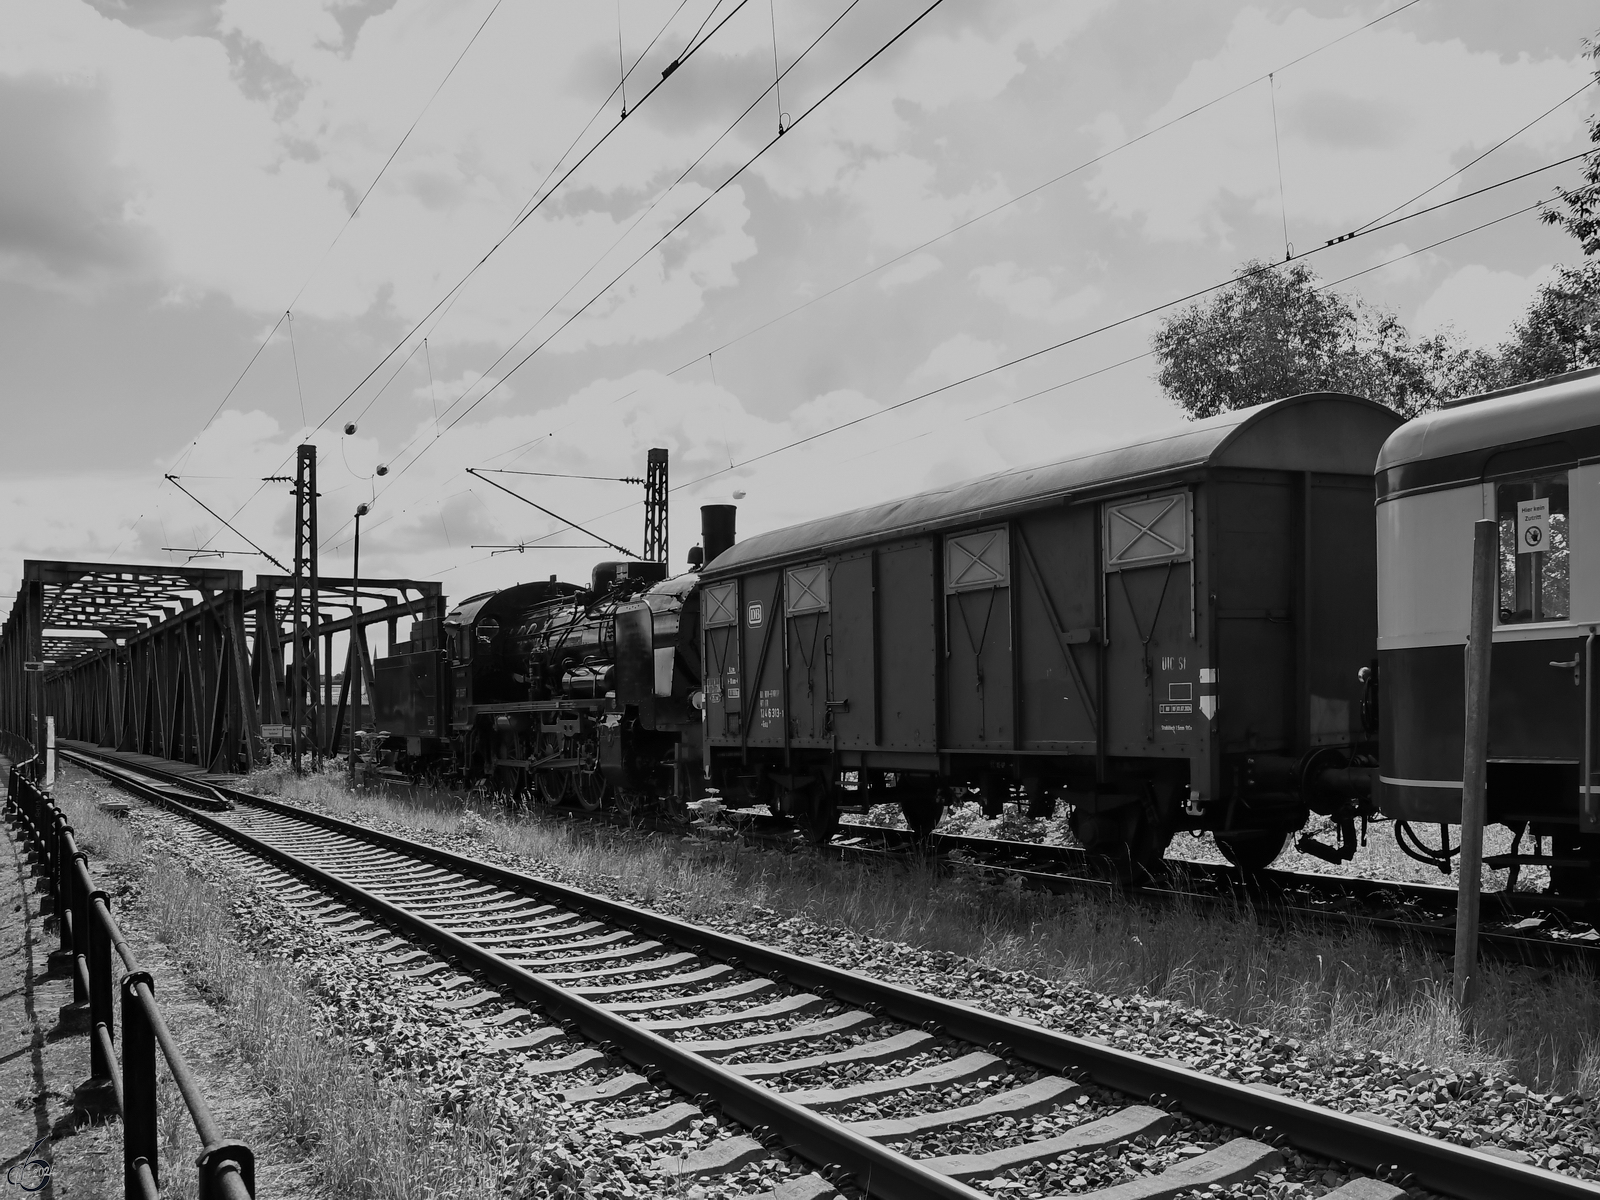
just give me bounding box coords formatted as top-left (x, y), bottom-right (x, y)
top-left (828, 552), bottom-right (876, 748)
top-left (1014, 507), bottom-right (1099, 750)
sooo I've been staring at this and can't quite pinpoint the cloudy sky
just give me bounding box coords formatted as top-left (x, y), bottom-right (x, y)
top-left (3, 0), bottom-right (1596, 608)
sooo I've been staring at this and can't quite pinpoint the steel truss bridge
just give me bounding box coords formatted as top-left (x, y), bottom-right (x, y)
top-left (0, 559), bottom-right (443, 773)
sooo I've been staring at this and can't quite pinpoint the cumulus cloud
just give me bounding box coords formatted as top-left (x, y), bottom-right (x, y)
top-left (1087, 8), bottom-right (1593, 243)
top-left (971, 262), bottom-right (1101, 324)
top-left (1414, 262), bottom-right (1556, 347)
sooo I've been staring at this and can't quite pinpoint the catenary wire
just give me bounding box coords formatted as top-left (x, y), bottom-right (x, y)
top-left (375, 0), bottom-right (869, 484)
top-left (190, 0), bottom-right (746, 552)
top-left (191, 0), bottom-right (1422, 551)
top-left (162, 477), bottom-right (289, 571)
top-left (491, 149), bottom-right (1589, 559)
top-left (1345, 77), bottom-right (1596, 237)
top-left (395, 0), bottom-right (946, 468)
top-left (319, 0), bottom-right (935, 553)
top-left (305, 0), bottom-right (755, 439)
top-left (662, 152), bottom-right (1590, 495)
top-left (351, 118), bottom-right (1583, 563)
top-left (475, 0), bottom-right (1437, 471)
top-left (174, 0), bottom-right (508, 467)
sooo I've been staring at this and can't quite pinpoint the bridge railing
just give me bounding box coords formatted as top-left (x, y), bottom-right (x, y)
top-left (4, 748), bottom-right (255, 1200)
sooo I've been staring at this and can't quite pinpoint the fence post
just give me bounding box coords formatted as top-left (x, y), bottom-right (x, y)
top-left (121, 973), bottom-right (159, 1200)
top-left (71, 857), bottom-right (91, 1006)
top-left (49, 823), bottom-right (76, 973)
top-left (58, 853), bottom-right (92, 1034)
top-left (1454, 518), bottom-right (1496, 1010)
top-left (88, 896), bottom-right (115, 1078)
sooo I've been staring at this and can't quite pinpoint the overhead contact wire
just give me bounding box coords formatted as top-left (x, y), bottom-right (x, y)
top-left (387, 0), bottom-right (867, 471)
top-left (663, 151), bottom-right (1595, 494)
top-left (209, 0), bottom-right (743, 551)
top-left (322, 0), bottom-right (945, 554)
top-left (176, 0), bottom-right (507, 465)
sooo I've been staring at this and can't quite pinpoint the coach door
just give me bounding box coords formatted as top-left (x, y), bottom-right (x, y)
top-left (1489, 471), bottom-right (1595, 829)
top-left (944, 527), bottom-right (1013, 746)
top-left (1104, 491), bottom-right (1198, 754)
top-left (785, 562), bottom-right (831, 746)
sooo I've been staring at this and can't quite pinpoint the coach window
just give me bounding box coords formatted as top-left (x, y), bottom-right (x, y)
top-left (1497, 474), bottom-right (1569, 624)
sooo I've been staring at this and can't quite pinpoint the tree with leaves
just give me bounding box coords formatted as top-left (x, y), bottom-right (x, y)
top-left (1495, 262), bottom-right (1600, 383)
top-left (1151, 260), bottom-right (1492, 419)
top-left (1541, 37), bottom-right (1600, 256)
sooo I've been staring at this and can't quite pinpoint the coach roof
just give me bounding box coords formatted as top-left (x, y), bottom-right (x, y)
top-left (703, 392), bottom-right (1397, 576)
top-left (1376, 366), bottom-right (1600, 499)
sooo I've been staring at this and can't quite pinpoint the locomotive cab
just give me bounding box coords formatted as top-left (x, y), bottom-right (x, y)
top-left (1376, 365), bottom-right (1600, 895)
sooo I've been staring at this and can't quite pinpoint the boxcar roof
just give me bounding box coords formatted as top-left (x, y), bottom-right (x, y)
top-left (1376, 366), bottom-right (1600, 498)
top-left (704, 392), bottom-right (1397, 576)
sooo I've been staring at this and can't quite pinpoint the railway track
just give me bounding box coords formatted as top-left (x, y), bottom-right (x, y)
top-left (59, 744), bottom-right (1600, 1200)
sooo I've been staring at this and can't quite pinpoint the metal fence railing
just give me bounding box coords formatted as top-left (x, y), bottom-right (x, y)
top-left (4, 738), bottom-right (255, 1199)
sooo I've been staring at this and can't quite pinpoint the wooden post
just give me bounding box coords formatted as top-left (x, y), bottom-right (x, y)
top-left (1454, 518), bottom-right (1496, 1009)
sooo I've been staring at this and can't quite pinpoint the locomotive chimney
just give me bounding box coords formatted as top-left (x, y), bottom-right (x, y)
top-left (701, 504), bottom-right (736, 566)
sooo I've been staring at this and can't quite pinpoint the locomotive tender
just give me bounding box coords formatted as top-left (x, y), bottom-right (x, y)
top-left (699, 392), bottom-right (1401, 867)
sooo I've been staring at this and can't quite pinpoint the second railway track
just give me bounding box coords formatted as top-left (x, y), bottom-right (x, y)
top-left (62, 745), bottom-right (1600, 1200)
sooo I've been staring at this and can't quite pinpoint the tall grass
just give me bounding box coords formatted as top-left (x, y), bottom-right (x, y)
top-left (255, 763), bottom-right (1600, 1095)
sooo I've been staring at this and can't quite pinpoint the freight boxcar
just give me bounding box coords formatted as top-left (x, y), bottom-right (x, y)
top-left (1376, 365), bottom-right (1600, 896)
top-left (700, 393), bottom-right (1402, 869)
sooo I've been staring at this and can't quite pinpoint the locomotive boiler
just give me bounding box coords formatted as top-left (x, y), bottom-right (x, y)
top-left (697, 393), bottom-right (1402, 870)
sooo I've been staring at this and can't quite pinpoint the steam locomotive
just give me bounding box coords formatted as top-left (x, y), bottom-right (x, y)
top-left (367, 369), bottom-right (1600, 895)
top-left (369, 507), bottom-right (736, 815)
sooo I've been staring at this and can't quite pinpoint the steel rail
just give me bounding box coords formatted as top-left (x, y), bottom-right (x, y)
top-left (63, 746), bottom-right (1600, 1200)
top-left (66, 755), bottom-right (986, 1200)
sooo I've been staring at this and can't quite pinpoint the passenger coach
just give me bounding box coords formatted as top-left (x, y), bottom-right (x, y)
top-left (1377, 366), bottom-right (1600, 896)
top-left (700, 392), bottom-right (1401, 869)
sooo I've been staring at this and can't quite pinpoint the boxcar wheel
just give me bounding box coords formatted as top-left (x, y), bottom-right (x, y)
top-left (1215, 829), bottom-right (1287, 873)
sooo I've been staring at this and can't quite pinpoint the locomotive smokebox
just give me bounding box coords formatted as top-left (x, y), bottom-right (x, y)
top-left (701, 504), bottom-right (737, 566)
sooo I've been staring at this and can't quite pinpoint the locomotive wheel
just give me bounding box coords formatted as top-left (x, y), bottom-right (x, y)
top-left (534, 769), bottom-right (569, 807)
top-left (1215, 829), bottom-right (1288, 873)
top-left (573, 770), bottom-right (610, 812)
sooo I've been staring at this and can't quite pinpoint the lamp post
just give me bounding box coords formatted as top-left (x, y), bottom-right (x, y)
top-left (350, 502), bottom-right (370, 784)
